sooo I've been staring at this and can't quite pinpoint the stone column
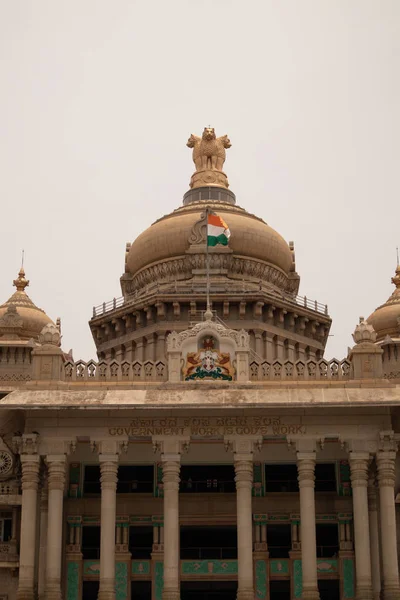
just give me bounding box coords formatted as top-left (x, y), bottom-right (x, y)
top-left (232, 440), bottom-right (256, 600)
top-left (98, 454), bottom-right (119, 600)
top-left (368, 471), bottom-right (381, 600)
top-left (161, 453), bottom-right (181, 600)
top-left (297, 452), bottom-right (319, 600)
top-left (376, 449), bottom-right (400, 600)
top-left (44, 456), bottom-right (66, 600)
top-left (38, 474), bottom-right (48, 599)
top-left (349, 453), bottom-right (373, 600)
top-left (17, 454), bottom-right (41, 600)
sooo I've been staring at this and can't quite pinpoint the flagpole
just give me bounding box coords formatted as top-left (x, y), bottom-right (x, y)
top-left (206, 206), bottom-right (211, 315)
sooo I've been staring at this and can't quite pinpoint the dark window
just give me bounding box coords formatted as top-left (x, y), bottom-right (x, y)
top-left (265, 463), bottom-right (337, 493)
top-left (266, 524), bottom-right (291, 558)
top-left (269, 580), bottom-right (291, 600)
top-left (83, 465), bottom-right (154, 495)
top-left (83, 465), bottom-right (101, 495)
top-left (315, 464), bottom-right (336, 492)
top-left (0, 518), bottom-right (12, 542)
top-left (82, 526), bottom-right (101, 559)
top-left (318, 579), bottom-right (340, 600)
top-left (180, 465), bottom-right (235, 493)
top-left (117, 466), bottom-right (154, 493)
top-left (181, 581), bottom-right (237, 600)
top-left (131, 581), bottom-right (152, 600)
top-left (129, 526), bottom-right (153, 559)
top-left (180, 526), bottom-right (237, 559)
top-left (82, 581), bottom-right (99, 600)
top-left (265, 464), bottom-right (298, 493)
top-left (316, 524), bottom-right (339, 557)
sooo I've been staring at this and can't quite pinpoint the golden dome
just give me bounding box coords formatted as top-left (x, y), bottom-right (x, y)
top-left (126, 200), bottom-right (293, 280)
top-left (367, 265), bottom-right (400, 341)
top-left (0, 268), bottom-right (54, 340)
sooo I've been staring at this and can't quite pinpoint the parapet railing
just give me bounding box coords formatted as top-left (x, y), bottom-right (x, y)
top-left (62, 358), bottom-right (351, 383)
top-left (92, 287), bottom-right (328, 318)
top-left (63, 359), bottom-right (168, 382)
top-left (248, 358), bottom-right (351, 381)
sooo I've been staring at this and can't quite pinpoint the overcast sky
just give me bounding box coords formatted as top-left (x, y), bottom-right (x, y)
top-left (0, 1), bottom-right (399, 360)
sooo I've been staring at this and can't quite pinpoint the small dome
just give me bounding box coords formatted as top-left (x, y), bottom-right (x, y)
top-left (126, 201), bottom-right (293, 282)
top-left (0, 268), bottom-right (54, 340)
top-left (367, 265), bottom-right (400, 341)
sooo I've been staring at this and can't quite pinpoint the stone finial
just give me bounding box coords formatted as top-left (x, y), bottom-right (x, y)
top-left (352, 318), bottom-right (377, 345)
top-left (38, 323), bottom-right (61, 347)
top-left (13, 266), bottom-right (29, 292)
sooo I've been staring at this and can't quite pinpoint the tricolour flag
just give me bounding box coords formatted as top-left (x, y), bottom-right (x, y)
top-left (207, 213), bottom-right (231, 247)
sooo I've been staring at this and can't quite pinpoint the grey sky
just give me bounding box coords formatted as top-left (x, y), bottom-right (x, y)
top-left (1, 1), bottom-right (399, 360)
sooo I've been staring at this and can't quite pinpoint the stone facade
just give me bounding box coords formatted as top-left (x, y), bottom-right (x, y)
top-left (1, 130), bottom-right (400, 600)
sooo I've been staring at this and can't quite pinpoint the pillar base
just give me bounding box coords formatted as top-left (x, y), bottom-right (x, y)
top-left (301, 586), bottom-right (320, 600)
top-left (382, 585), bottom-right (400, 600)
top-left (162, 589), bottom-right (180, 600)
top-left (98, 592), bottom-right (116, 600)
top-left (44, 583), bottom-right (62, 600)
top-left (236, 588), bottom-right (254, 600)
top-left (355, 585), bottom-right (374, 600)
top-left (16, 589), bottom-right (36, 600)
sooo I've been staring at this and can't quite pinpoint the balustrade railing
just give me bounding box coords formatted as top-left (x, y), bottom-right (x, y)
top-left (249, 358), bottom-right (351, 381)
top-left (92, 289), bottom-right (328, 318)
top-left (63, 357), bottom-right (351, 383)
top-left (63, 359), bottom-right (167, 382)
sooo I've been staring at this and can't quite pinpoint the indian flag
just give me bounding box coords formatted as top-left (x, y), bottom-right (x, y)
top-left (207, 213), bottom-right (231, 247)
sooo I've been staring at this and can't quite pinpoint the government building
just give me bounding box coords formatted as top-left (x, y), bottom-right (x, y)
top-left (0, 128), bottom-right (400, 600)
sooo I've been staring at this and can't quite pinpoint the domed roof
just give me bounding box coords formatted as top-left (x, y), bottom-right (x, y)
top-left (126, 200), bottom-right (293, 278)
top-left (0, 268), bottom-right (54, 340)
top-left (367, 265), bottom-right (400, 341)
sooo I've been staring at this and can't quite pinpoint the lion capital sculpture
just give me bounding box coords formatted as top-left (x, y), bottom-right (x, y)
top-left (187, 127), bottom-right (231, 172)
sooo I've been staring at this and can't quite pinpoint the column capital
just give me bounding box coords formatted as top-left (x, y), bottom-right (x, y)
top-left (45, 455), bottom-right (67, 492)
top-left (99, 456), bottom-right (118, 490)
top-left (93, 439), bottom-right (128, 455)
top-left (296, 453), bottom-right (316, 488)
top-left (224, 436), bottom-right (262, 456)
top-left (153, 436), bottom-right (190, 456)
top-left (376, 451), bottom-right (396, 487)
top-left (20, 454), bottom-right (40, 490)
top-left (13, 433), bottom-right (39, 455)
top-left (349, 453), bottom-right (370, 488)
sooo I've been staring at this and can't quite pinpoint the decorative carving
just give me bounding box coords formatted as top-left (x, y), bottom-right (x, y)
top-left (0, 451), bottom-right (13, 476)
top-left (188, 212), bottom-right (207, 245)
top-left (352, 317), bottom-right (377, 344)
top-left (38, 323), bottom-right (61, 346)
top-left (183, 336), bottom-right (234, 381)
top-left (187, 127), bottom-right (231, 189)
top-left (0, 305), bottom-right (23, 334)
top-left (166, 319), bottom-right (249, 353)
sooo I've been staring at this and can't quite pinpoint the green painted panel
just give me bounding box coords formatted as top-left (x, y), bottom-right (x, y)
top-left (68, 462), bottom-right (81, 498)
top-left (317, 559), bottom-right (338, 574)
top-left (181, 560), bottom-right (238, 575)
top-left (253, 462), bottom-right (264, 497)
top-left (339, 460), bottom-right (352, 496)
top-left (155, 463), bottom-right (164, 497)
top-left (116, 562), bottom-right (128, 600)
top-left (83, 560), bottom-right (100, 576)
top-left (66, 562), bottom-right (79, 600)
top-left (155, 562), bottom-right (164, 600)
top-left (255, 560), bottom-right (267, 600)
top-left (270, 560), bottom-right (289, 575)
top-left (343, 559), bottom-right (355, 599)
top-left (132, 560), bottom-right (151, 575)
top-left (293, 560), bottom-right (302, 599)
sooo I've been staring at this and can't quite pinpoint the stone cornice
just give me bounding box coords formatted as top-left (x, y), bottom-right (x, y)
top-left (3, 384), bottom-right (400, 409)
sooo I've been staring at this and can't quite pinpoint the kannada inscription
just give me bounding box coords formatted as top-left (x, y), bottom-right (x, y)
top-left (108, 417), bottom-right (306, 437)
